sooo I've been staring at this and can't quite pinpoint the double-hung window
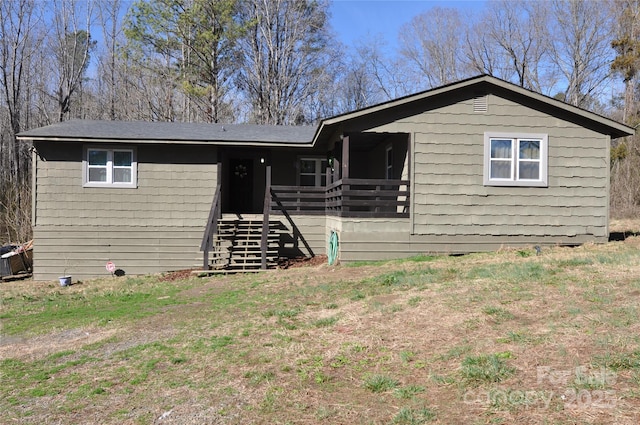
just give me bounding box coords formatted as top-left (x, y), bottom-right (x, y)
top-left (483, 133), bottom-right (548, 187)
top-left (299, 158), bottom-right (328, 187)
top-left (83, 146), bottom-right (137, 188)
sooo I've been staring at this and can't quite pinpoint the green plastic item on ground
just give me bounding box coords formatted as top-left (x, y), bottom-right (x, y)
top-left (328, 230), bottom-right (339, 265)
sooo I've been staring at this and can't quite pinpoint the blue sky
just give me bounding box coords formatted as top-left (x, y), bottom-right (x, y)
top-left (328, 0), bottom-right (487, 51)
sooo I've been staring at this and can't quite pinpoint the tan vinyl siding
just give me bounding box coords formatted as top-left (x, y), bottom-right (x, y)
top-left (35, 143), bottom-right (217, 227)
top-left (330, 214), bottom-right (601, 264)
top-left (337, 232), bottom-right (599, 263)
top-left (366, 94), bottom-right (609, 241)
top-left (325, 218), bottom-right (594, 263)
top-left (32, 142), bottom-right (217, 280)
top-left (32, 226), bottom-right (203, 280)
top-left (326, 217), bottom-right (411, 263)
top-left (327, 216), bottom-right (410, 233)
top-left (272, 214), bottom-right (326, 258)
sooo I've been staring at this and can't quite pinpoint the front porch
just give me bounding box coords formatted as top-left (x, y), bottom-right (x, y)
top-left (200, 133), bottom-right (412, 271)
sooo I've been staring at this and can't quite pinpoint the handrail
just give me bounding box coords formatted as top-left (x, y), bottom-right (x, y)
top-left (333, 178), bottom-right (410, 186)
top-left (200, 176), bottom-right (222, 270)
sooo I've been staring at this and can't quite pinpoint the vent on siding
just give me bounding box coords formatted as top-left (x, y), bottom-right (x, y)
top-left (473, 94), bottom-right (487, 113)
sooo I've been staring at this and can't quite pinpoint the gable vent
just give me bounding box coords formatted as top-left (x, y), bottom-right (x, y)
top-left (473, 94), bottom-right (487, 113)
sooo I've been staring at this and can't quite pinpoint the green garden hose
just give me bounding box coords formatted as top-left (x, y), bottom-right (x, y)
top-left (328, 231), bottom-right (339, 265)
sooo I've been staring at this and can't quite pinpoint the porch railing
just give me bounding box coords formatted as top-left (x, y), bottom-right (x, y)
top-left (326, 178), bottom-right (410, 218)
top-left (270, 178), bottom-right (410, 218)
top-left (269, 185), bottom-right (327, 215)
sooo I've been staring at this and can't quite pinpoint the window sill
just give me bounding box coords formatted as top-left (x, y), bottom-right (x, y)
top-left (83, 182), bottom-right (138, 189)
top-left (483, 179), bottom-right (548, 188)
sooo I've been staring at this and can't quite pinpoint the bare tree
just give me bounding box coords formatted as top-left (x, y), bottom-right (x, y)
top-left (0, 0), bottom-right (41, 180)
top-left (236, 0), bottom-right (334, 125)
top-left (95, 0), bottom-right (125, 120)
top-left (398, 7), bottom-right (466, 88)
top-left (355, 36), bottom-right (415, 101)
top-left (463, 16), bottom-right (512, 80)
top-left (315, 44), bottom-right (382, 117)
top-left (546, 0), bottom-right (615, 108)
top-left (49, 0), bottom-right (96, 122)
top-left (339, 55), bottom-right (379, 111)
top-left (611, 131), bottom-right (640, 217)
top-left (465, 0), bottom-right (549, 92)
top-left (0, 0), bottom-right (43, 243)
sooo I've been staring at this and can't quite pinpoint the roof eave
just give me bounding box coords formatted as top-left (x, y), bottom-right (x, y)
top-left (487, 77), bottom-right (635, 138)
top-left (17, 135), bottom-right (315, 148)
top-left (311, 75), bottom-right (635, 144)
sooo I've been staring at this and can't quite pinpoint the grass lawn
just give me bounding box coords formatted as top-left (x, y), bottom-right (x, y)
top-left (2, 228), bottom-right (640, 424)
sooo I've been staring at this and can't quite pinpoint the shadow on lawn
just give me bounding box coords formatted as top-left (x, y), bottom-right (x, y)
top-left (609, 231), bottom-right (640, 242)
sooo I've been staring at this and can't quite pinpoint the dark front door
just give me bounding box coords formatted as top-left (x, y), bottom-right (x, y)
top-left (228, 158), bottom-right (253, 213)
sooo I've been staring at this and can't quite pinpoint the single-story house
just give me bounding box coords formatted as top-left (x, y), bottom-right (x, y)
top-left (18, 75), bottom-right (634, 280)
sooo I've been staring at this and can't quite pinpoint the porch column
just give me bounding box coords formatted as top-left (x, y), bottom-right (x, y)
top-left (341, 135), bottom-right (349, 215)
top-left (404, 134), bottom-right (411, 214)
top-left (261, 165), bottom-right (272, 270)
top-left (407, 133), bottom-right (411, 178)
top-left (341, 135), bottom-right (349, 179)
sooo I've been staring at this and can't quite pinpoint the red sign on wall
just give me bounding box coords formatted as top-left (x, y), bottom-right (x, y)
top-left (106, 261), bottom-right (116, 273)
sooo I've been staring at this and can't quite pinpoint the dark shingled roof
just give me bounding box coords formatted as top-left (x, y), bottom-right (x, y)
top-left (19, 76), bottom-right (635, 147)
top-left (17, 120), bottom-right (316, 146)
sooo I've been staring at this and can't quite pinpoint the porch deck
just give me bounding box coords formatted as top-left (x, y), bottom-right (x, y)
top-left (200, 166), bottom-right (411, 271)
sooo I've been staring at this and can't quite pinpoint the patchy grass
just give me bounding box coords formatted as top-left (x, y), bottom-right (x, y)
top-left (363, 374), bottom-right (400, 393)
top-left (2, 232), bottom-right (640, 423)
top-left (0, 275), bottom-right (196, 336)
top-left (461, 352), bottom-right (515, 384)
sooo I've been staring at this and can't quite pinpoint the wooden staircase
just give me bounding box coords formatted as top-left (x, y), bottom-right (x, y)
top-left (209, 218), bottom-right (282, 271)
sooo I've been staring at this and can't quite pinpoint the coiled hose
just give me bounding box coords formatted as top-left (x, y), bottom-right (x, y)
top-left (328, 230), bottom-right (339, 265)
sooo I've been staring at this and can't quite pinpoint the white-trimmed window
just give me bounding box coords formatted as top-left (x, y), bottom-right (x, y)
top-left (299, 157), bottom-right (327, 187)
top-left (83, 146), bottom-right (137, 188)
top-left (385, 145), bottom-right (393, 179)
top-left (483, 132), bottom-right (548, 187)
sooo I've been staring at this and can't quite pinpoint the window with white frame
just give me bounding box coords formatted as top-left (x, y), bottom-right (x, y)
top-left (483, 132), bottom-right (548, 187)
top-left (83, 147), bottom-right (137, 188)
top-left (299, 158), bottom-right (327, 187)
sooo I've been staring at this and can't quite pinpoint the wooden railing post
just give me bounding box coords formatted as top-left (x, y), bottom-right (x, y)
top-left (325, 166), bottom-right (331, 214)
top-left (203, 244), bottom-right (210, 271)
top-left (261, 165), bottom-right (272, 270)
top-left (341, 179), bottom-right (349, 215)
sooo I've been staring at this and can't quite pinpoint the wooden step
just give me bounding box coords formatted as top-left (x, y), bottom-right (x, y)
top-left (203, 218), bottom-right (283, 271)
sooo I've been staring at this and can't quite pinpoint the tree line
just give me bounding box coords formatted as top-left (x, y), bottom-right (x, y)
top-left (2, 0), bottom-right (639, 244)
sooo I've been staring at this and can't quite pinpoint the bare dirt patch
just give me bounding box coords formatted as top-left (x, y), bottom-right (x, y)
top-left (279, 254), bottom-right (328, 268)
